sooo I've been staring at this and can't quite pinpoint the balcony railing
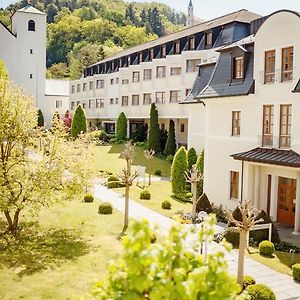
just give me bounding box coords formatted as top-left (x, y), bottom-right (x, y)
top-left (259, 67), bottom-right (296, 84)
top-left (259, 135), bottom-right (292, 149)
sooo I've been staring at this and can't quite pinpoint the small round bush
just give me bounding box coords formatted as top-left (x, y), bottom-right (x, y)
top-left (84, 193), bottom-right (94, 203)
top-left (98, 202), bottom-right (113, 215)
top-left (243, 275), bottom-right (256, 290)
top-left (140, 190), bottom-right (151, 200)
top-left (162, 200), bottom-right (172, 210)
top-left (259, 240), bottom-right (275, 256)
top-left (292, 263), bottom-right (300, 281)
top-left (223, 227), bottom-right (240, 247)
top-left (154, 170), bottom-right (162, 176)
top-left (107, 181), bottom-right (120, 189)
top-left (151, 233), bottom-right (157, 244)
top-left (246, 284), bottom-right (275, 300)
top-left (107, 175), bottom-right (119, 182)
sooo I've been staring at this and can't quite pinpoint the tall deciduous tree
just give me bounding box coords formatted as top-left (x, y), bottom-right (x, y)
top-left (71, 104), bottom-right (87, 138)
top-left (116, 112), bottom-right (127, 141)
top-left (37, 109), bottom-right (44, 127)
top-left (171, 147), bottom-right (187, 194)
top-left (164, 119), bottom-right (176, 156)
top-left (148, 103), bottom-right (161, 153)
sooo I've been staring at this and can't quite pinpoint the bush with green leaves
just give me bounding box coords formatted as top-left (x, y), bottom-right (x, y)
top-left (116, 112), bottom-right (127, 141)
top-left (172, 192), bottom-right (192, 203)
top-left (164, 119), bottom-right (176, 156)
top-left (161, 200), bottom-right (171, 210)
top-left (71, 104), bottom-right (87, 138)
top-left (37, 109), bottom-right (44, 127)
top-left (166, 154), bottom-right (174, 163)
top-left (245, 284), bottom-right (275, 300)
top-left (196, 150), bottom-right (204, 197)
top-left (98, 202), bottom-right (113, 215)
top-left (84, 193), bottom-right (94, 203)
top-left (107, 175), bottom-right (119, 182)
top-left (140, 190), bottom-right (151, 200)
top-left (243, 275), bottom-right (256, 290)
top-left (196, 193), bottom-right (212, 214)
top-left (171, 147), bottom-right (187, 194)
top-left (154, 170), bottom-right (162, 176)
top-left (292, 263), bottom-right (300, 281)
top-left (148, 103), bottom-right (161, 153)
top-left (187, 147), bottom-right (197, 169)
top-left (107, 181), bottom-right (122, 189)
top-left (224, 227), bottom-right (240, 248)
top-left (259, 241), bottom-right (275, 256)
top-left (90, 216), bottom-right (241, 299)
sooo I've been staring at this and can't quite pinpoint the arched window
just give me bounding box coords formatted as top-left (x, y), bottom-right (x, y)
top-left (28, 20), bottom-right (35, 31)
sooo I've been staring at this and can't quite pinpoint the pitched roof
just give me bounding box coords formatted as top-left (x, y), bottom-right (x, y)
top-left (16, 5), bottom-right (46, 15)
top-left (293, 79), bottom-right (300, 93)
top-left (231, 147), bottom-right (300, 168)
top-left (0, 21), bottom-right (16, 37)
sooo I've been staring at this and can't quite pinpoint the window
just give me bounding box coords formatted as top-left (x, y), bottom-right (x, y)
top-left (89, 99), bottom-right (93, 108)
top-left (30, 49), bottom-right (33, 54)
top-left (205, 31), bottom-right (212, 48)
top-left (262, 105), bottom-right (274, 147)
top-left (171, 67), bottom-right (181, 76)
top-left (170, 90), bottom-right (180, 103)
top-left (132, 72), bottom-right (140, 83)
top-left (55, 100), bottom-right (62, 108)
top-left (110, 98), bottom-right (114, 105)
top-left (232, 111), bottom-right (241, 136)
top-left (115, 98), bottom-right (119, 104)
top-left (71, 101), bottom-right (75, 110)
top-left (156, 66), bottom-right (166, 78)
top-left (71, 85), bottom-right (75, 93)
top-left (174, 40), bottom-right (180, 54)
top-left (143, 69), bottom-right (152, 80)
top-left (161, 45), bottom-right (166, 58)
top-left (264, 50), bottom-right (275, 83)
top-left (233, 57), bottom-right (244, 80)
top-left (143, 93), bottom-right (152, 105)
top-left (122, 79), bottom-right (129, 85)
top-left (132, 95), bottom-right (139, 106)
top-left (96, 80), bottom-right (104, 89)
top-left (186, 89), bottom-right (191, 96)
top-left (188, 36), bottom-right (195, 50)
top-left (30, 74), bottom-right (33, 79)
top-left (180, 123), bottom-right (185, 133)
top-left (279, 104), bottom-right (292, 148)
top-left (139, 52), bottom-right (143, 63)
top-left (89, 81), bottom-right (93, 90)
top-left (156, 92), bottom-right (166, 104)
top-left (82, 102), bottom-right (86, 109)
top-left (77, 84), bottom-right (81, 92)
top-left (186, 59), bottom-right (201, 72)
top-left (149, 49), bottom-right (154, 61)
top-left (76, 101), bottom-right (80, 106)
top-left (281, 47), bottom-right (293, 82)
top-left (122, 96), bottom-right (128, 106)
top-left (28, 20), bottom-right (35, 31)
top-left (96, 99), bottom-right (104, 108)
top-left (230, 171), bottom-right (239, 200)
top-left (110, 79), bottom-right (114, 85)
top-left (83, 83), bottom-right (87, 91)
top-left (116, 78), bottom-right (119, 84)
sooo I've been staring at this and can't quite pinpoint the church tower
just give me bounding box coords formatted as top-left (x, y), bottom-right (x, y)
top-left (187, 0), bottom-right (195, 27)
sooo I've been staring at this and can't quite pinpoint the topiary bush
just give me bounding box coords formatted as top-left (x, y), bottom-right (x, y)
top-left (223, 227), bottom-right (240, 247)
top-left (245, 284), bottom-right (275, 300)
top-left (196, 193), bottom-right (212, 214)
top-left (107, 175), bottom-right (119, 182)
top-left (164, 119), bottom-right (176, 156)
top-left (148, 103), bottom-right (161, 153)
top-left (98, 202), bottom-right (113, 215)
top-left (196, 150), bottom-right (204, 197)
top-left (162, 200), bottom-right (172, 210)
top-left (172, 192), bottom-right (192, 203)
top-left (171, 147), bottom-right (188, 194)
top-left (243, 275), bottom-right (256, 290)
top-left (37, 109), bottom-right (44, 127)
top-left (292, 263), bottom-right (300, 281)
top-left (154, 170), bottom-right (162, 176)
top-left (107, 181), bottom-right (121, 189)
top-left (259, 240), bottom-right (275, 256)
top-left (71, 104), bottom-right (87, 138)
top-left (116, 112), bottom-right (127, 141)
top-left (228, 206), bottom-right (242, 227)
top-left (140, 190), bottom-right (151, 200)
top-left (187, 147), bottom-right (197, 169)
top-left (84, 193), bottom-right (94, 203)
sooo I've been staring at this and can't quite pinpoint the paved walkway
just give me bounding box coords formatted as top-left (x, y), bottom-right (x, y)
top-left (93, 183), bottom-right (300, 300)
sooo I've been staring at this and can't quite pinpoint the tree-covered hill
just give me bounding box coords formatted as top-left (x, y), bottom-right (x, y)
top-left (0, 0), bottom-right (186, 79)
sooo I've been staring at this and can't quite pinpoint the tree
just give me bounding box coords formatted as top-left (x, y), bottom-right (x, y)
top-left (125, 3), bottom-right (138, 26)
top-left (71, 104), bottom-right (87, 138)
top-left (149, 7), bottom-right (164, 37)
top-left (90, 216), bottom-right (241, 299)
top-left (0, 60), bottom-right (8, 80)
top-left (164, 119), bottom-right (176, 156)
top-left (37, 109), bottom-right (44, 127)
top-left (148, 103), bottom-right (161, 153)
top-left (47, 63), bottom-right (69, 79)
top-left (116, 112), bottom-right (127, 141)
top-left (171, 147), bottom-right (187, 194)
top-left (187, 147), bottom-right (197, 170)
top-left (144, 149), bottom-right (155, 186)
top-left (196, 150), bottom-right (204, 197)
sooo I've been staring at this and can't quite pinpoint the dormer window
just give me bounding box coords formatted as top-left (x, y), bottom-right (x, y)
top-left (174, 40), bottom-right (180, 54)
top-left (161, 45), bottom-right (166, 58)
top-left (188, 36), bottom-right (195, 50)
top-left (28, 20), bottom-right (35, 31)
top-left (205, 31), bottom-right (212, 48)
top-left (233, 57), bottom-right (244, 80)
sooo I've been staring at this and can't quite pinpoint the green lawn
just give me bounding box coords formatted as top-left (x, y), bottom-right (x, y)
top-left (114, 181), bottom-right (192, 218)
top-left (0, 199), bottom-right (123, 300)
top-left (90, 144), bottom-right (172, 178)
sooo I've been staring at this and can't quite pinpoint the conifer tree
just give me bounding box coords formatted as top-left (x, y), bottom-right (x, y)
top-left (171, 147), bottom-right (187, 194)
top-left (37, 109), bottom-right (44, 127)
top-left (149, 7), bottom-right (164, 37)
top-left (164, 119), bottom-right (176, 156)
top-left (71, 104), bottom-right (87, 138)
top-left (196, 150), bottom-right (204, 196)
top-left (187, 147), bottom-right (197, 169)
top-left (116, 112), bottom-right (127, 141)
top-left (148, 103), bottom-right (161, 153)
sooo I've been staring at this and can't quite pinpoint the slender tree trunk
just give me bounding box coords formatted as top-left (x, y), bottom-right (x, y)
top-left (148, 163), bottom-right (151, 186)
top-left (191, 181), bottom-right (197, 223)
top-left (4, 209), bottom-right (20, 234)
top-left (123, 184), bottom-right (129, 231)
top-left (4, 210), bottom-right (13, 231)
top-left (237, 229), bottom-right (247, 287)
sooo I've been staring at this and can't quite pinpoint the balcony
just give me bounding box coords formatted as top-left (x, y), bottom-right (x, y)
top-left (259, 135), bottom-right (292, 149)
top-left (259, 67), bottom-right (296, 84)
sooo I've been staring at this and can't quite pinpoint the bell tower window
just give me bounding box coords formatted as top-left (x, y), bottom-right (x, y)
top-left (28, 20), bottom-right (35, 31)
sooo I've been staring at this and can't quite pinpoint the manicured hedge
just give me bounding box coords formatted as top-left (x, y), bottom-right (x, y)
top-left (140, 190), bottom-right (151, 200)
top-left (259, 241), bottom-right (275, 256)
top-left (223, 227), bottom-right (240, 247)
top-left (84, 193), bottom-right (94, 203)
top-left (98, 202), bottom-right (113, 215)
top-left (161, 200), bottom-right (171, 210)
top-left (292, 263), bottom-right (300, 281)
top-left (245, 284), bottom-right (275, 300)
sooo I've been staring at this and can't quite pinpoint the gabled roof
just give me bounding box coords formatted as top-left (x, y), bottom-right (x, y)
top-left (0, 21), bottom-right (15, 37)
top-left (13, 5), bottom-right (46, 16)
top-left (293, 79), bottom-right (300, 93)
top-left (231, 147), bottom-right (300, 168)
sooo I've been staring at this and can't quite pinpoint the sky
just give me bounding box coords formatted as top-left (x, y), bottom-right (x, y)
top-left (1, 0), bottom-right (300, 20)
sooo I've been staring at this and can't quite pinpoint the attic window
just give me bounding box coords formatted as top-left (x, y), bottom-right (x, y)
top-left (233, 57), bottom-right (244, 80)
top-left (28, 20), bottom-right (35, 31)
top-left (205, 31), bottom-right (212, 48)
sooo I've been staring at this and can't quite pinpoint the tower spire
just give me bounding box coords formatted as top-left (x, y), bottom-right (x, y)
top-left (187, 0), bottom-right (195, 27)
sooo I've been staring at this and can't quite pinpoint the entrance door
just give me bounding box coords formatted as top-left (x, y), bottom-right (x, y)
top-left (277, 177), bottom-right (296, 226)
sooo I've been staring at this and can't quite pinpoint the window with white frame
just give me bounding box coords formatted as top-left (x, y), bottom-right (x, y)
top-left (170, 90), bottom-right (180, 103)
top-left (155, 92), bottom-right (166, 104)
top-left (143, 93), bottom-right (152, 105)
top-left (186, 59), bottom-right (201, 72)
top-left (132, 95), bottom-right (139, 106)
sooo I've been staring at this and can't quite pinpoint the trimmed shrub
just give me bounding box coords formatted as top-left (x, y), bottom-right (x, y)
top-left (162, 200), bottom-right (172, 210)
top-left (116, 112), bottom-right (127, 141)
top-left (71, 105), bottom-right (87, 138)
top-left (196, 193), bottom-right (212, 214)
top-left (107, 175), bottom-right (119, 182)
top-left (160, 128), bottom-right (168, 152)
top-left (98, 202), bottom-right (113, 215)
top-left (259, 241), bottom-right (275, 256)
top-left (228, 206), bottom-right (243, 227)
top-left (154, 170), bottom-right (162, 176)
top-left (223, 227), bottom-right (240, 247)
top-left (292, 263), bottom-right (300, 281)
top-left (107, 181), bottom-right (121, 189)
top-left (246, 284), bottom-right (275, 300)
top-left (171, 147), bottom-right (188, 194)
top-left (37, 109), bottom-right (44, 127)
top-left (187, 148), bottom-right (197, 169)
top-left (172, 192), bottom-right (192, 203)
top-left (140, 190), bottom-right (151, 200)
top-left (148, 103), bottom-right (161, 153)
top-left (84, 193), bottom-right (94, 203)
top-left (243, 275), bottom-right (256, 290)
top-left (164, 119), bottom-right (176, 156)
top-left (196, 150), bottom-right (204, 197)
top-left (212, 204), bottom-right (228, 223)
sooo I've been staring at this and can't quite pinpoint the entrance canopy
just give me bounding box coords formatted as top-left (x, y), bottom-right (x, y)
top-left (231, 147), bottom-right (300, 168)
